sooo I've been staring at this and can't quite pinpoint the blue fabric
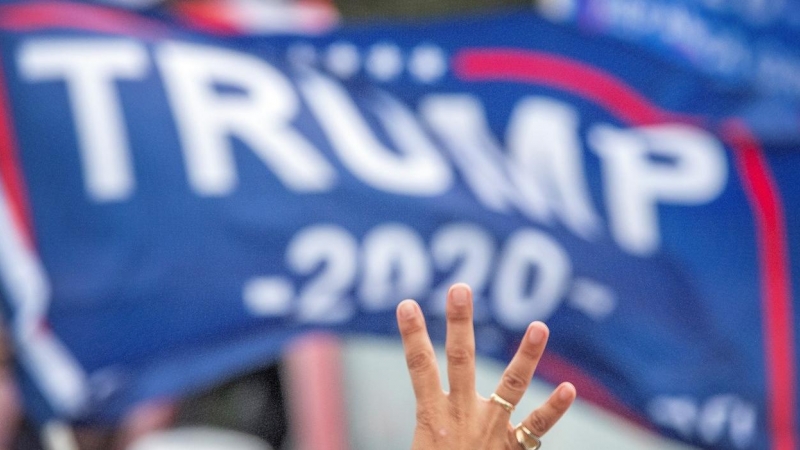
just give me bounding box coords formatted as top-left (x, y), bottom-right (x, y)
top-left (0, 2), bottom-right (798, 449)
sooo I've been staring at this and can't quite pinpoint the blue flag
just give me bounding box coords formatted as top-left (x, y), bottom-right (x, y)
top-left (0, 2), bottom-right (798, 449)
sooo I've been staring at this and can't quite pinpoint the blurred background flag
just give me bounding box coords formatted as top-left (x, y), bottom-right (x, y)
top-left (0, 1), bottom-right (798, 450)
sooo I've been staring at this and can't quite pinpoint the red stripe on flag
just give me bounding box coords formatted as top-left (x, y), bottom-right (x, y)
top-left (724, 120), bottom-right (798, 450)
top-left (537, 352), bottom-right (651, 429)
top-left (168, 1), bottom-right (242, 36)
top-left (453, 49), bottom-right (698, 126)
top-left (0, 56), bottom-right (34, 248)
top-left (0, 2), bottom-right (170, 37)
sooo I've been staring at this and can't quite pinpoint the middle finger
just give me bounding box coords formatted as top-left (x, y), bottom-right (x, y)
top-left (445, 283), bottom-right (476, 404)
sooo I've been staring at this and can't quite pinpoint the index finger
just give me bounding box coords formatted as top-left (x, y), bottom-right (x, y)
top-left (397, 300), bottom-right (442, 403)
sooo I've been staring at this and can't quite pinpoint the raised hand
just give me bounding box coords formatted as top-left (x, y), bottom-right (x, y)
top-left (396, 283), bottom-right (575, 449)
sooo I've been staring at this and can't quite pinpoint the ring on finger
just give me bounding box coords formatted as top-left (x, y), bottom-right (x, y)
top-left (489, 393), bottom-right (515, 413)
top-left (514, 424), bottom-right (542, 450)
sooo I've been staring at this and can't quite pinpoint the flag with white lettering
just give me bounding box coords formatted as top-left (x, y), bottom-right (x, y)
top-left (0, 2), bottom-right (798, 449)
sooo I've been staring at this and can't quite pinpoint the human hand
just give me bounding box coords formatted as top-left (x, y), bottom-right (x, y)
top-left (396, 283), bottom-right (576, 450)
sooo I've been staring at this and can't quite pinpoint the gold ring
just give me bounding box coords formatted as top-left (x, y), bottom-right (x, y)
top-left (489, 393), bottom-right (515, 413)
top-left (514, 424), bottom-right (542, 450)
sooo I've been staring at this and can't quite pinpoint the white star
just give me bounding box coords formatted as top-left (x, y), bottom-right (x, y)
top-left (287, 43), bottom-right (318, 68)
top-left (366, 42), bottom-right (403, 81)
top-left (409, 44), bottom-right (448, 83)
top-left (325, 42), bottom-right (361, 79)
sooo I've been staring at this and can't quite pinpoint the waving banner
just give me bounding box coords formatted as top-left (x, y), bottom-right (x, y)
top-left (538, 0), bottom-right (800, 102)
top-left (0, 2), bottom-right (798, 449)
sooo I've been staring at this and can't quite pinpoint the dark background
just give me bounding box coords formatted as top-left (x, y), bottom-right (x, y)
top-left (333, 0), bottom-right (532, 20)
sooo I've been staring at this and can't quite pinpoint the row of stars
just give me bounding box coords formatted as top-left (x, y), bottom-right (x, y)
top-left (287, 42), bottom-right (449, 83)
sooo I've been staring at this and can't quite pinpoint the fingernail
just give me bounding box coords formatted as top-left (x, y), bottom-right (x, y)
top-left (527, 323), bottom-right (546, 345)
top-left (452, 285), bottom-right (468, 306)
top-left (399, 301), bottom-right (417, 319)
top-left (559, 384), bottom-right (574, 401)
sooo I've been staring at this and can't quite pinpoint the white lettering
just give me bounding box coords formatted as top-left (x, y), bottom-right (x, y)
top-left (493, 229), bottom-right (571, 329)
top-left (589, 123), bottom-right (727, 255)
top-left (287, 225), bottom-right (357, 323)
top-left (421, 95), bottom-right (536, 215)
top-left (359, 224), bottom-right (432, 310)
top-left (507, 97), bottom-right (601, 239)
top-left (648, 396), bottom-right (698, 439)
top-left (156, 42), bottom-right (335, 196)
top-left (422, 94), bottom-right (602, 238)
top-left (18, 39), bottom-right (148, 202)
top-left (649, 395), bottom-right (756, 448)
top-left (300, 72), bottom-right (452, 196)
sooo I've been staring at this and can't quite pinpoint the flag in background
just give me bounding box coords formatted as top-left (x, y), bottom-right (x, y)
top-left (0, 1), bottom-right (798, 449)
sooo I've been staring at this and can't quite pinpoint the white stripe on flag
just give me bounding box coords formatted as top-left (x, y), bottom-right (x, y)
top-left (0, 177), bottom-right (89, 417)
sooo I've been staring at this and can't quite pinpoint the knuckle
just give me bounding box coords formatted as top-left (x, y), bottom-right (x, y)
top-left (407, 350), bottom-right (435, 373)
top-left (400, 319), bottom-right (424, 337)
top-left (527, 411), bottom-right (551, 435)
top-left (519, 342), bottom-right (544, 360)
top-left (447, 402), bottom-right (467, 424)
top-left (445, 346), bottom-right (473, 366)
top-left (415, 404), bottom-right (439, 430)
top-left (446, 305), bottom-right (471, 322)
top-left (500, 371), bottom-right (528, 392)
